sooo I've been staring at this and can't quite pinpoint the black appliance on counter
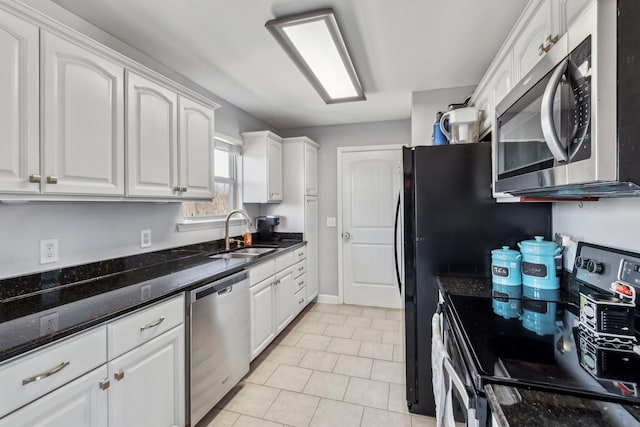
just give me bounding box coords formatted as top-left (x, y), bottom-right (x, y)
top-left (256, 216), bottom-right (280, 241)
top-left (443, 242), bottom-right (640, 425)
top-left (402, 143), bottom-right (552, 415)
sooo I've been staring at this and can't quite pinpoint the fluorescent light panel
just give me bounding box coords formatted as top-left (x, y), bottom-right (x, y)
top-left (266, 9), bottom-right (365, 104)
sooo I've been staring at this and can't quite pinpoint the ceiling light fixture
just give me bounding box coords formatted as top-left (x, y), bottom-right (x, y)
top-left (266, 9), bottom-right (365, 104)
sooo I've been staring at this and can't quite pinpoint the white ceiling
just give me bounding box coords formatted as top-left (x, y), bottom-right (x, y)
top-left (51, 0), bottom-right (528, 129)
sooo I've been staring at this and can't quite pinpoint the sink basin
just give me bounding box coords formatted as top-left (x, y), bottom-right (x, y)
top-left (209, 252), bottom-right (256, 260)
top-left (209, 247), bottom-right (276, 260)
top-left (234, 247), bottom-right (276, 255)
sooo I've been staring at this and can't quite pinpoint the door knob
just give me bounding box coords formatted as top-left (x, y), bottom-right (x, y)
top-left (342, 232), bottom-right (351, 241)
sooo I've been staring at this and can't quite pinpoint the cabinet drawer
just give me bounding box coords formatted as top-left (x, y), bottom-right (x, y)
top-left (107, 294), bottom-right (184, 360)
top-left (294, 273), bottom-right (307, 293)
top-left (293, 259), bottom-right (306, 279)
top-left (294, 286), bottom-right (307, 314)
top-left (249, 259), bottom-right (276, 287)
top-left (293, 246), bottom-right (306, 261)
top-left (275, 251), bottom-right (294, 272)
top-left (0, 325), bottom-right (107, 418)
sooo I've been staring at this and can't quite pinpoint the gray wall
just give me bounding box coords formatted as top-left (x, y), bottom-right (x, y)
top-left (280, 120), bottom-right (411, 298)
top-left (411, 86), bottom-right (476, 146)
top-left (0, 0), bottom-right (270, 279)
top-left (553, 198), bottom-right (640, 270)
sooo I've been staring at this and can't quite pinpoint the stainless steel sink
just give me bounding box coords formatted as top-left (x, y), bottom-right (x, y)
top-left (209, 247), bottom-right (276, 260)
top-left (234, 247), bottom-right (276, 255)
top-left (209, 252), bottom-right (256, 260)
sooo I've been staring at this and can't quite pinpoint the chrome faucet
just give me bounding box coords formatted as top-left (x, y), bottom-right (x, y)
top-left (224, 209), bottom-right (253, 250)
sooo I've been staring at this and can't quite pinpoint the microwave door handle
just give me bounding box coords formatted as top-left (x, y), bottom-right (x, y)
top-left (541, 60), bottom-right (569, 162)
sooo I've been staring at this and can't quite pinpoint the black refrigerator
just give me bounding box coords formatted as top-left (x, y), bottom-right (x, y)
top-left (402, 142), bottom-right (551, 415)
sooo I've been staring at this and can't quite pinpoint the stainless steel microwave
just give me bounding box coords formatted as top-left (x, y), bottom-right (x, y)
top-left (494, 0), bottom-right (640, 198)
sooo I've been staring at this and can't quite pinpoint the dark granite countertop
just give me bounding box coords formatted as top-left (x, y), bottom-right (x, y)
top-left (0, 237), bottom-right (304, 363)
top-left (437, 275), bottom-right (640, 426)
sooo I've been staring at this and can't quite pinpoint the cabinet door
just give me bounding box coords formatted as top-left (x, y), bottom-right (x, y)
top-left (0, 9), bottom-right (39, 194)
top-left (178, 96), bottom-right (214, 200)
top-left (512, 0), bottom-right (553, 83)
top-left (108, 325), bottom-right (185, 427)
top-left (492, 50), bottom-right (514, 108)
top-left (275, 268), bottom-right (294, 333)
top-left (42, 31), bottom-right (124, 195)
top-left (126, 71), bottom-right (179, 198)
top-left (304, 143), bottom-right (318, 195)
top-left (250, 278), bottom-right (276, 360)
top-left (305, 197), bottom-right (319, 302)
top-left (555, 0), bottom-right (593, 34)
top-left (0, 366), bottom-right (108, 427)
top-left (267, 138), bottom-right (283, 202)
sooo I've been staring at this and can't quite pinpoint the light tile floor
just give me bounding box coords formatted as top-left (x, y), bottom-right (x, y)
top-left (199, 303), bottom-right (436, 427)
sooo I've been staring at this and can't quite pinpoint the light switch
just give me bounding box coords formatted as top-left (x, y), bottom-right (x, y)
top-left (326, 217), bottom-right (337, 227)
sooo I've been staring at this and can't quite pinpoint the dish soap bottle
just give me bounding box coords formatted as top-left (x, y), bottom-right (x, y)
top-left (243, 230), bottom-right (253, 246)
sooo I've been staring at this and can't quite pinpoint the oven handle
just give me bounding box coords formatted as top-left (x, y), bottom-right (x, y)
top-left (541, 59), bottom-right (569, 162)
top-left (443, 357), bottom-right (479, 426)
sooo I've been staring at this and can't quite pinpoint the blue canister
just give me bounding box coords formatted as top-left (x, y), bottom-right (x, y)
top-left (518, 236), bottom-right (562, 290)
top-left (492, 283), bottom-right (522, 319)
top-left (522, 286), bottom-right (559, 336)
top-left (433, 112), bottom-right (448, 145)
top-left (491, 246), bottom-right (522, 286)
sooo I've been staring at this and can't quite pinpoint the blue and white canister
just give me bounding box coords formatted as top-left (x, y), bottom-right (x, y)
top-left (491, 246), bottom-right (522, 286)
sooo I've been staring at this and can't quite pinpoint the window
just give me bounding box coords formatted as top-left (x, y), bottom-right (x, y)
top-left (182, 136), bottom-right (240, 218)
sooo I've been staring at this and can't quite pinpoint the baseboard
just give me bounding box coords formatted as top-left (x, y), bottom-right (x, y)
top-left (315, 294), bottom-right (340, 304)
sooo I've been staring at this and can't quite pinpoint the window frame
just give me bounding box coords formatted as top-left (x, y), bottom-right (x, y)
top-left (178, 132), bottom-right (243, 229)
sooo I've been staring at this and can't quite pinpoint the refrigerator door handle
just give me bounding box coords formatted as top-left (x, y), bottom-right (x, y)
top-left (393, 193), bottom-right (402, 294)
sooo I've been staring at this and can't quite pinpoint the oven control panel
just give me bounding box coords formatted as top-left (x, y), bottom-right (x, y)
top-left (575, 244), bottom-right (640, 294)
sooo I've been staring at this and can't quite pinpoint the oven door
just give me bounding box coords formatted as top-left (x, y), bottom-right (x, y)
top-left (441, 309), bottom-right (485, 427)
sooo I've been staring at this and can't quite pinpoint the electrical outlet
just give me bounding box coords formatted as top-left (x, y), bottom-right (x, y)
top-left (140, 230), bottom-right (151, 248)
top-left (140, 284), bottom-right (151, 300)
top-left (40, 239), bottom-right (59, 264)
top-left (40, 312), bottom-right (59, 336)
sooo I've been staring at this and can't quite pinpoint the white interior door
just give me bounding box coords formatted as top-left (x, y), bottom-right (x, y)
top-left (341, 148), bottom-right (402, 308)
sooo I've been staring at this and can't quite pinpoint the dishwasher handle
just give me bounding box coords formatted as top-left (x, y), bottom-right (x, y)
top-left (192, 271), bottom-right (248, 301)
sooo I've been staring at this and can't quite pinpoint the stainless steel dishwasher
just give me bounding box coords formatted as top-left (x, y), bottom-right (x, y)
top-left (187, 270), bottom-right (250, 426)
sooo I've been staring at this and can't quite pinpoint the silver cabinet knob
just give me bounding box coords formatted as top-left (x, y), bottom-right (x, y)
top-left (114, 370), bottom-right (125, 381)
top-left (29, 174), bottom-right (41, 183)
top-left (342, 232), bottom-right (351, 241)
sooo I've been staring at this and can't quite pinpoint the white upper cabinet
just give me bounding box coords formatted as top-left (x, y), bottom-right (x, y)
top-left (42, 31), bottom-right (124, 195)
top-left (491, 50), bottom-right (514, 109)
top-left (304, 143), bottom-right (318, 196)
top-left (512, 0), bottom-right (554, 84)
top-left (242, 131), bottom-right (283, 203)
top-left (554, 0), bottom-right (593, 34)
top-left (126, 71), bottom-right (179, 198)
top-left (267, 137), bottom-right (283, 202)
top-left (0, 9), bottom-right (39, 194)
top-left (178, 96), bottom-right (215, 200)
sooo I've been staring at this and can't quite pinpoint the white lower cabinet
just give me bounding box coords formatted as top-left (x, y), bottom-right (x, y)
top-left (249, 247), bottom-right (311, 360)
top-left (0, 295), bottom-right (185, 427)
top-left (250, 277), bottom-right (276, 360)
top-left (0, 366), bottom-right (108, 427)
top-left (108, 325), bottom-right (185, 427)
top-left (275, 267), bottom-right (294, 333)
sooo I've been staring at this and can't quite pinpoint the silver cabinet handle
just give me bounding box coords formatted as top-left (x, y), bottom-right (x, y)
top-left (99, 379), bottom-right (110, 390)
top-left (29, 174), bottom-right (41, 183)
top-left (22, 360), bottom-right (70, 385)
top-left (541, 59), bottom-right (569, 162)
top-left (173, 186), bottom-right (182, 192)
top-left (181, 186), bottom-right (188, 192)
top-left (298, 253), bottom-right (304, 257)
top-left (298, 298), bottom-right (305, 304)
top-left (46, 176), bottom-right (58, 184)
top-left (140, 316), bottom-right (165, 331)
top-left (114, 370), bottom-right (125, 381)
top-left (342, 232), bottom-right (351, 241)
top-left (298, 267), bottom-right (304, 272)
top-left (298, 280), bottom-right (305, 287)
